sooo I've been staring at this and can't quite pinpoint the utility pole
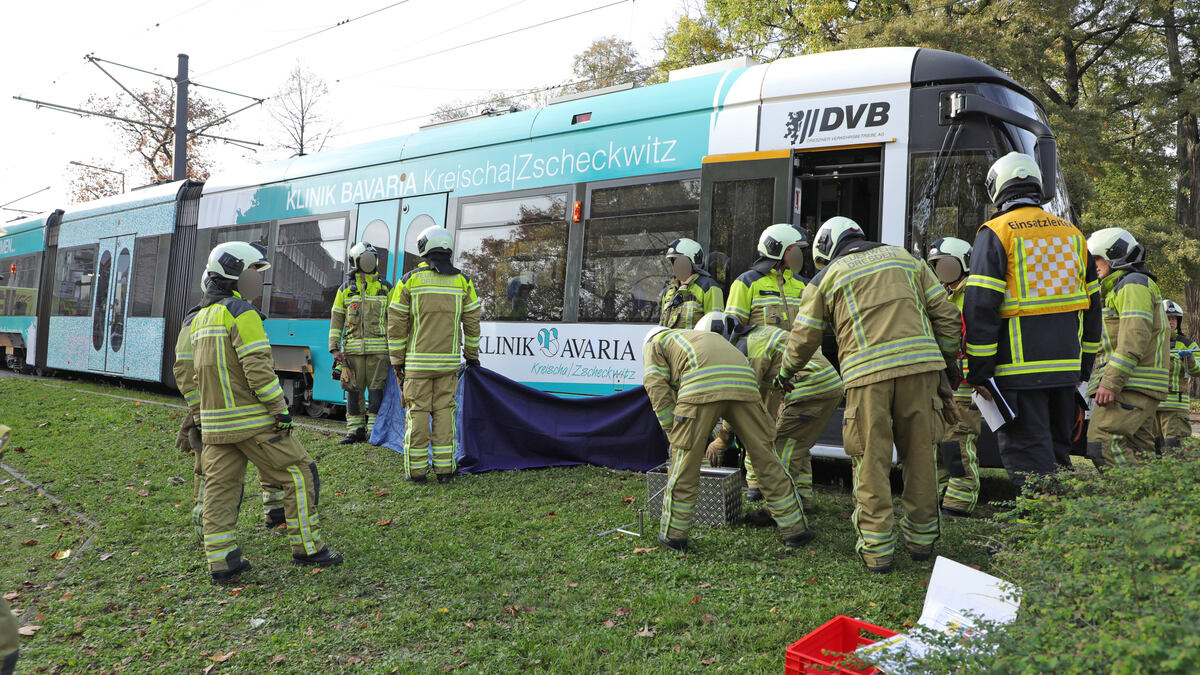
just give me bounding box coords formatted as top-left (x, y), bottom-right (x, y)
top-left (173, 54), bottom-right (189, 181)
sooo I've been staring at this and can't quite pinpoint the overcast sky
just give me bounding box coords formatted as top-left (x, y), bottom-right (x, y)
top-left (0, 0), bottom-right (686, 217)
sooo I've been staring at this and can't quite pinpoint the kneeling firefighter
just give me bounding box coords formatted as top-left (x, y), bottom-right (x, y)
top-left (193, 242), bottom-right (343, 584)
top-left (329, 242), bottom-right (392, 445)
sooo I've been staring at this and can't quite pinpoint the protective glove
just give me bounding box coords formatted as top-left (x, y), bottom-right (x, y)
top-left (465, 358), bottom-right (481, 368)
top-left (937, 371), bottom-right (961, 426)
top-left (175, 414), bottom-right (197, 453)
top-left (273, 412), bottom-right (294, 434)
top-left (773, 373), bottom-right (795, 393)
top-left (331, 350), bottom-right (345, 363)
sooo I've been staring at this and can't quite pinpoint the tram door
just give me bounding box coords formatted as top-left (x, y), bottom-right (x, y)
top-left (396, 193), bottom-right (448, 278)
top-left (88, 234), bottom-right (135, 375)
top-left (791, 145), bottom-right (883, 263)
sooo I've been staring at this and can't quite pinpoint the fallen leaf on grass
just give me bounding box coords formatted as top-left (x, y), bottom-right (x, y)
top-left (632, 546), bottom-right (657, 554)
top-left (602, 619), bottom-right (617, 628)
top-left (347, 656), bottom-right (363, 664)
top-left (310, 568), bottom-right (325, 575)
top-left (136, 489), bottom-right (150, 497)
top-left (634, 625), bottom-right (656, 638)
top-left (99, 553), bottom-right (114, 561)
top-left (37, 422), bottom-right (50, 428)
top-left (621, 496), bottom-right (635, 503)
top-left (701, 614), bottom-right (715, 624)
top-left (20, 539), bottom-right (36, 547)
top-left (167, 476), bottom-right (185, 485)
top-left (54, 549), bottom-right (71, 560)
top-left (3, 487), bottom-right (18, 493)
top-left (379, 519), bottom-right (393, 526)
top-left (269, 655), bottom-right (286, 664)
top-left (614, 607), bottom-right (632, 617)
top-left (373, 488), bottom-right (391, 497)
top-left (17, 625), bottom-right (40, 636)
top-left (202, 665), bottom-right (216, 675)
top-left (546, 511), bottom-right (555, 518)
top-left (698, 583), bottom-right (711, 589)
top-left (688, 596), bottom-right (700, 605)
top-left (566, 582), bottom-right (579, 589)
top-left (209, 650), bottom-right (235, 662)
top-left (2, 591), bottom-right (16, 602)
top-left (701, 657), bottom-right (717, 666)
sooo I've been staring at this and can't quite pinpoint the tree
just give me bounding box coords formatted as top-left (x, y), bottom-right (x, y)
top-left (268, 64), bottom-right (334, 157)
top-left (81, 82), bottom-right (226, 184)
top-left (66, 161), bottom-right (124, 204)
top-left (564, 37), bottom-right (648, 93)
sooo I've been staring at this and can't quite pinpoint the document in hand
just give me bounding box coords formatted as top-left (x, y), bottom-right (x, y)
top-left (972, 378), bottom-right (1015, 432)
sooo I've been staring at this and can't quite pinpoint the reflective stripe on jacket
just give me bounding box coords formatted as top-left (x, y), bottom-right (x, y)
top-left (964, 206), bottom-right (1101, 389)
top-left (329, 272), bottom-right (391, 354)
top-left (1088, 270), bottom-right (1170, 400)
top-left (172, 306), bottom-right (202, 418)
top-left (642, 329), bottom-right (760, 431)
top-left (781, 243), bottom-right (960, 388)
top-left (726, 267), bottom-right (806, 329)
top-left (387, 261), bottom-right (481, 377)
top-left (736, 325), bottom-right (842, 403)
top-left (192, 295), bottom-right (288, 444)
top-left (659, 273), bottom-right (724, 329)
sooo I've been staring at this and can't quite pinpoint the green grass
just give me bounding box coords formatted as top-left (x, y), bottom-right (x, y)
top-left (0, 377), bottom-right (1005, 673)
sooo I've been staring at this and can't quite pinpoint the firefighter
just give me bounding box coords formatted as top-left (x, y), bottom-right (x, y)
top-left (659, 238), bottom-right (724, 330)
top-left (779, 216), bottom-right (961, 573)
top-left (1160, 299), bottom-right (1199, 447)
top-left (1085, 228), bottom-right (1170, 467)
top-left (387, 226), bottom-right (481, 483)
top-left (642, 322), bottom-right (813, 553)
top-left (173, 302), bottom-right (285, 541)
top-left (963, 152), bottom-right (1102, 490)
top-left (714, 224), bottom-right (808, 499)
top-left (0, 425), bottom-right (17, 675)
top-left (927, 237), bottom-right (982, 517)
top-left (329, 242), bottom-right (392, 445)
top-left (193, 242), bottom-right (342, 585)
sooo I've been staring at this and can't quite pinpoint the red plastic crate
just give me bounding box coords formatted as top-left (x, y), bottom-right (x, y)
top-left (785, 615), bottom-right (899, 675)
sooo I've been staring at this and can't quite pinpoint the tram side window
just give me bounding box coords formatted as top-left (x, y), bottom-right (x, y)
top-left (51, 245), bottom-right (99, 317)
top-left (129, 234), bottom-right (172, 318)
top-left (0, 253), bottom-right (41, 316)
top-left (580, 178), bottom-right (700, 323)
top-left (270, 218), bottom-right (347, 319)
top-left (708, 179), bottom-right (774, 291)
top-left (456, 193), bottom-right (568, 321)
top-left (189, 223), bottom-right (270, 309)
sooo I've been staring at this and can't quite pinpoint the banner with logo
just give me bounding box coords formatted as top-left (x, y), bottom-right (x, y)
top-left (477, 322), bottom-right (648, 396)
top-left (759, 88), bottom-right (909, 151)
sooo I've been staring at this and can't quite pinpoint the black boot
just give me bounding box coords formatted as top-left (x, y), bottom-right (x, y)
top-left (744, 508), bottom-right (775, 527)
top-left (407, 474), bottom-right (427, 484)
top-left (657, 533), bottom-right (688, 553)
top-left (338, 428), bottom-right (366, 446)
top-left (292, 548), bottom-right (345, 567)
top-left (263, 507), bottom-right (285, 530)
top-left (745, 488), bottom-right (763, 502)
top-left (210, 550), bottom-right (251, 586)
top-left (783, 529), bottom-right (816, 548)
top-left (435, 473), bottom-right (454, 484)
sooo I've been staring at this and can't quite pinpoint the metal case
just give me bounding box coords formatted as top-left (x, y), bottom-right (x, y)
top-left (646, 463), bottom-right (743, 526)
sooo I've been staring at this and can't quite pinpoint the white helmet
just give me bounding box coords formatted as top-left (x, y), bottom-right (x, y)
top-left (1163, 299), bottom-right (1183, 318)
top-left (205, 241), bottom-right (270, 280)
top-left (1087, 227), bottom-right (1144, 270)
top-left (416, 226), bottom-right (454, 257)
top-left (757, 224), bottom-right (807, 261)
top-left (643, 325), bottom-right (670, 345)
top-left (928, 236), bottom-right (972, 284)
top-left (348, 241), bottom-right (380, 274)
top-left (812, 217), bottom-right (864, 269)
top-left (697, 310), bottom-right (730, 338)
top-left (985, 152), bottom-right (1043, 204)
top-left (666, 238), bottom-right (704, 267)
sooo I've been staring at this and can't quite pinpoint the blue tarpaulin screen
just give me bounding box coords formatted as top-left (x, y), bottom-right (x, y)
top-left (370, 366), bottom-right (668, 473)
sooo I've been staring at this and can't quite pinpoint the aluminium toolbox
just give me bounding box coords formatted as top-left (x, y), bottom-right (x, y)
top-left (645, 463), bottom-right (742, 526)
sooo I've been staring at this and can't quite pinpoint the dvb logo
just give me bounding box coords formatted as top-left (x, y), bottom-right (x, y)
top-left (784, 102), bottom-right (890, 145)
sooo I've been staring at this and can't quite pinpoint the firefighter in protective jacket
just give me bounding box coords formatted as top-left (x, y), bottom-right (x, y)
top-left (713, 224), bottom-right (808, 498)
top-left (174, 303), bottom-right (285, 540)
top-left (927, 237), bottom-right (983, 517)
top-left (659, 238), bottom-right (723, 330)
top-left (1086, 228), bottom-right (1170, 467)
top-left (963, 152), bottom-right (1102, 489)
top-left (192, 242), bottom-right (342, 584)
top-left (329, 242), bottom-right (392, 445)
top-left (642, 321), bottom-right (813, 553)
top-left (387, 226), bottom-right (481, 483)
top-left (1159, 299), bottom-right (1199, 447)
top-left (780, 217), bottom-right (961, 573)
